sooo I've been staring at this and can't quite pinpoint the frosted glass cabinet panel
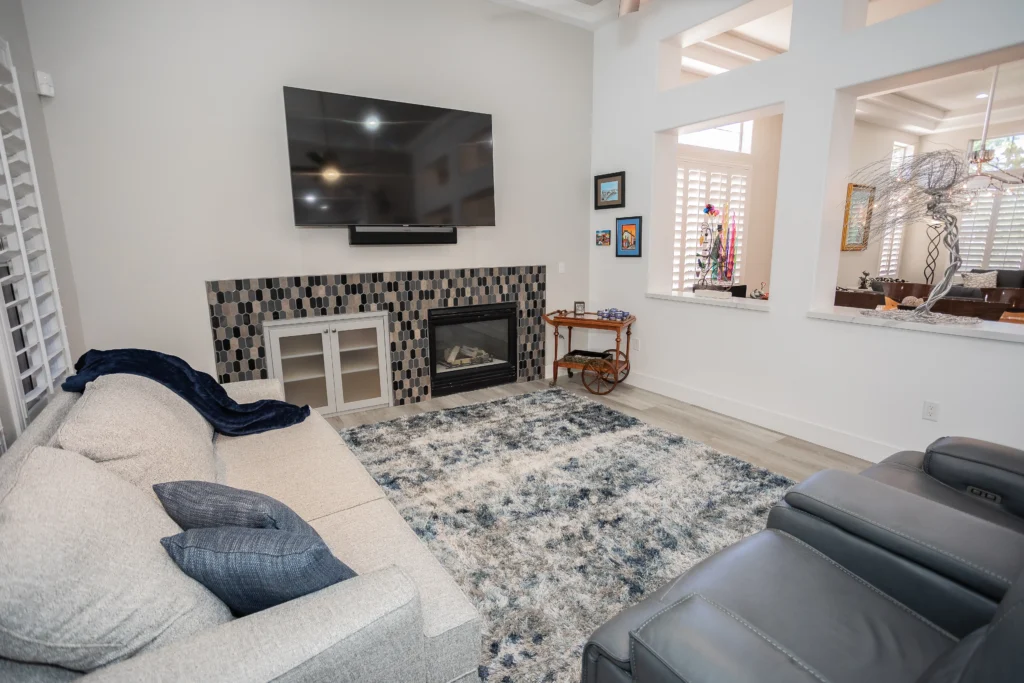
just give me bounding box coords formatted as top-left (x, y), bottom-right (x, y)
top-left (265, 313), bottom-right (390, 416)
top-left (268, 325), bottom-right (335, 414)
top-left (330, 317), bottom-right (389, 412)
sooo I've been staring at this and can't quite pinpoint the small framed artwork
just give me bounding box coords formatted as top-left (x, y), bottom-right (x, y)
top-left (594, 172), bottom-right (626, 210)
top-left (615, 216), bottom-right (642, 257)
top-left (574, 301), bottom-right (586, 316)
top-left (595, 230), bottom-right (611, 246)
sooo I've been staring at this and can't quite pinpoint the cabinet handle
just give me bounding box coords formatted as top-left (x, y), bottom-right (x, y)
top-left (323, 328), bottom-right (329, 334)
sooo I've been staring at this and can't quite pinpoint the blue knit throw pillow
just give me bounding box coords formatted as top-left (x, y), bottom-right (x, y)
top-left (161, 527), bottom-right (356, 615)
top-left (153, 481), bottom-right (311, 534)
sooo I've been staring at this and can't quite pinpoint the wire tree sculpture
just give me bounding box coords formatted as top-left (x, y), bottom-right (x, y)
top-left (850, 149), bottom-right (971, 318)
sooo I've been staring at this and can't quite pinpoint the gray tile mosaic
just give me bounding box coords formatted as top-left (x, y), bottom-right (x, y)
top-left (205, 266), bottom-right (546, 405)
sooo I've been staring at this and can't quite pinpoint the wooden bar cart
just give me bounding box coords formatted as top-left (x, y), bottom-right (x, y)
top-left (543, 309), bottom-right (635, 395)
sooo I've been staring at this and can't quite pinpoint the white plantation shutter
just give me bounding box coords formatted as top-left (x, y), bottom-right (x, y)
top-left (878, 143), bottom-right (913, 277)
top-left (727, 172), bottom-right (747, 283)
top-left (991, 187), bottom-right (1024, 269)
top-left (0, 38), bottom-right (71, 429)
top-left (960, 193), bottom-right (996, 270)
top-left (958, 187), bottom-right (1024, 272)
top-left (878, 226), bottom-right (903, 277)
top-left (673, 157), bottom-right (748, 292)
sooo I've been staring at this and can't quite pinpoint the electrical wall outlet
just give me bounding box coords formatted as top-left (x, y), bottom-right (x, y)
top-left (922, 401), bottom-right (940, 422)
top-left (633, 337), bottom-right (640, 350)
top-left (557, 262), bottom-right (566, 274)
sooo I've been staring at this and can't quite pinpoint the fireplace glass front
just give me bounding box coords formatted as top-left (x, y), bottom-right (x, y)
top-left (427, 303), bottom-right (517, 397)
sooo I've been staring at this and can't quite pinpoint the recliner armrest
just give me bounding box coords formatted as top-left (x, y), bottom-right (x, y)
top-left (925, 437), bottom-right (1024, 516)
top-left (780, 470), bottom-right (1024, 600)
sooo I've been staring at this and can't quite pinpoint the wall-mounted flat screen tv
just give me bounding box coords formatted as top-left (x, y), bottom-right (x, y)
top-left (284, 87), bottom-right (495, 227)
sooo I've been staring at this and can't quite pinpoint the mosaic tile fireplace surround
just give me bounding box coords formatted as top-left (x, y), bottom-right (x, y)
top-left (206, 266), bottom-right (545, 405)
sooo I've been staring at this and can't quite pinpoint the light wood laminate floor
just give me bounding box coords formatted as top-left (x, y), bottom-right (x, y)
top-left (327, 377), bottom-right (868, 482)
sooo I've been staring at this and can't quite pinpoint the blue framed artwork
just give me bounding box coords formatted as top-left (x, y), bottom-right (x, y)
top-left (594, 171), bottom-right (625, 210)
top-left (615, 216), bottom-right (642, 257)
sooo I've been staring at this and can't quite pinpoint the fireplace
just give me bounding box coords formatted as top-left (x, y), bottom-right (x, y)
top-left (428, 302), bottom-right (518, 397)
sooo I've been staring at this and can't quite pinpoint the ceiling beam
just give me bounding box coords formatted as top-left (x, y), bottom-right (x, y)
top-left (680, 43), bottom-right (756, 73)
top-left (704, 32), bottom-right (783, 62)
top-left (678, 0), bottom-right (790, 48)
top-left (860, 93), bottom-right (946, 122)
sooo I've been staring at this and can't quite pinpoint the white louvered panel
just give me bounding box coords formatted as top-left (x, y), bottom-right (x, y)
top-left (959, 193), bottom-right (996, 271)
top-left (672, 168), bottom-right (686, 289)
top-left (674, 154), bottom-right (750, 292)
top-left (990, 188), bottom-right (1024, 269)
top-left (0, 36), bottom-right (72, 431)
top-left (727, 173), bottom-right (747, 282)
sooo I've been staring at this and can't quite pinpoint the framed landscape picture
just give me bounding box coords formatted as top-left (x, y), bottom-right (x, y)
top-left (594, 171), bottom-right (626, 210)
top-left (615, 216), bottom-right (642, 257)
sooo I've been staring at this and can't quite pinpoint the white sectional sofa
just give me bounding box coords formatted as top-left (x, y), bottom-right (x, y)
top-left (0, 376), bottom-right (480, 683)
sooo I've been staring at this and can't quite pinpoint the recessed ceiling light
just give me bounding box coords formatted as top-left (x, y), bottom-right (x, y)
top-left (320, 204), bottom-right (329, 210)
top-left (364, 115), bottom-right (380, 132)
top-left (304, 193), bottom-right (317, 204)
top-left (321, 166), bottom-right (342, 182)
top-left (977, 93), bottom-right (989, 99)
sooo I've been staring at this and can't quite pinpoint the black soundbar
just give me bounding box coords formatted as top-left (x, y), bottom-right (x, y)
top-left (348, 227), bottom-right (458, 246)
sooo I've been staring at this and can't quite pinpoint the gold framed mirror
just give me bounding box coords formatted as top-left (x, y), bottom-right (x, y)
top-left (841, 183), bottom-right (874, 251)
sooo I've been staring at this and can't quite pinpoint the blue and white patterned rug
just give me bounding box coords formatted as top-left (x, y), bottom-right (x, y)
top-left (340, 388), bottom-right (792, 683)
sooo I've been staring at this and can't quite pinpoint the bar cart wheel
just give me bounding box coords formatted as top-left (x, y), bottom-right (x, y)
top-left (603, 349), bottom-right (630, 382)
top-left (581, 358), bottom-right (617, 395)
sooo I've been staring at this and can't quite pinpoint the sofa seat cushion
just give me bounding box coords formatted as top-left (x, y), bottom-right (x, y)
top-left (861, 450), bottom-right (1024, 535)
top-left (586, 530), bottom-right (955, 683)
top-left (312, 498), bottom-right (480, 683)
top-left (0, 447), bottom-right (231, 672)
top-left (215, 412), bottom-right (382, 522)
top-left (56, 374), bottom-right (216, 496)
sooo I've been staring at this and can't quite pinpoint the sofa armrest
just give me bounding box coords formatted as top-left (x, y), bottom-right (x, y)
top-left (776, 470), bottom-right (1024, 599)
top-left (81, 567), bottom-right (425, 683)
top-left (221, 378), bottom-right (286, 403)
top-left (925, 437), bottom-right (1024, 516)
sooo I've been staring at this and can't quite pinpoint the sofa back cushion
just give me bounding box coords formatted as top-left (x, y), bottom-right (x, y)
top-left (0, 447), bottom-right (232, 671)
top-left (972, 268), bottom-right (1024, 289)
top-left (56, 374), bottom-right (216, 495)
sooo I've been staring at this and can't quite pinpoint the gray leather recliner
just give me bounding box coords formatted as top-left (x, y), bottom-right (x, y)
top-left (860, 436), bottom-right (1024, 534)
top-left (582, 469), bottom-right (1024, 683)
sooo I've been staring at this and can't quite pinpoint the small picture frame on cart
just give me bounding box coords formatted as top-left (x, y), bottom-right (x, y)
top-left (574, 301), bottom-right (586, 316)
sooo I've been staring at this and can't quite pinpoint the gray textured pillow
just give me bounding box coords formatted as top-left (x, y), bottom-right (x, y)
top-left (0, 447), bottom-right (231, 671)
top-left (961, 270), bottom-right (998, 288)
top-left (153, 480), bottom-right (310, 534)
top-left (57, 374), bottom-right (216, 497)
top-left (161, 527), bottom-right (356, 616)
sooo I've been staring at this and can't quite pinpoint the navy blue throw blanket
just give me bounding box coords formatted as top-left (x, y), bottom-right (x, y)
top-left (62, 349), bottom-right (310, 436)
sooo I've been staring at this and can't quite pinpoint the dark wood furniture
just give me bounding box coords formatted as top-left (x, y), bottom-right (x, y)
top-left (543, 310), bottom-right (634, 395)
top-left (834, 290), bottom-right (884, 309)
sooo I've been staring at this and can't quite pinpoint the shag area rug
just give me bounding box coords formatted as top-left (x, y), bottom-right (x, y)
top-left (340, 389), bottom-right (793, 683)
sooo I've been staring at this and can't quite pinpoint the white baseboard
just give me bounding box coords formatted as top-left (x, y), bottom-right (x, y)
top-left (627, 371), bottom-right (893, 464)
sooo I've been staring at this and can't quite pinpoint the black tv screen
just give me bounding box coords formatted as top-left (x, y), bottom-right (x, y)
top-left (284, 87), bottom-right (495, 227)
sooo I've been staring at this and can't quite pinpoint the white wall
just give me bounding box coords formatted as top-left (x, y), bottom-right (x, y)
top-left (21, 0), bottom-right (593, 374)
top-left (590, 0), bottom-right (1024, 462)
top-left (744, 113), bottom-right (782, 290)
top-left (836, 120), bottom-right (920, 288)
top-left (899, 117), bottom-right (1024, 280)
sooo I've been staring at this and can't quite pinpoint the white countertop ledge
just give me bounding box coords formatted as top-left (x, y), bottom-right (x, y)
top-left (808, 306), bottom-right (1024, 345)
top-left (646, 291), bottom-right (771, 312)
